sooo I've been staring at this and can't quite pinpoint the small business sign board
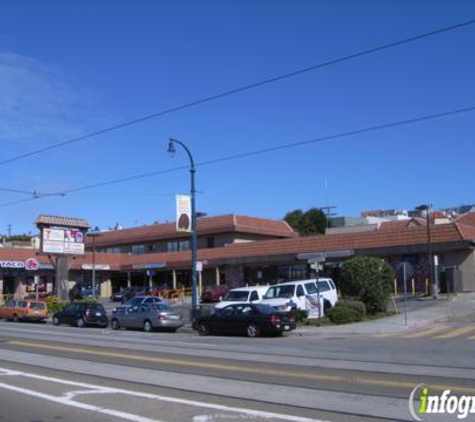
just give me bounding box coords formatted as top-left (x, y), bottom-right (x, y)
top-left (298, 252), bottom-right (326, 263)
top-left (42, 227), bottom-right (85, 255)
top-left (81, 264), bottom-right (110, 271)
top-left (0, 258), bottom-right (39, 270)
top-left (176, 195), bottom-right (192, 233)
top-left (132, 263), bottom-right (166, 270)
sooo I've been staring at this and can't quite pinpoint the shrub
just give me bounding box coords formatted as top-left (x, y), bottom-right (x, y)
top-left (327, 305), bottom-right (360, 324)
top-left (337, 299), bottom-right (366, 320)
top-left (45, 296), bottom-right (69, 314)
top-left (292, 308), bottom-right (308, 322)
top-left (340, 256), bottom-right (394, 314)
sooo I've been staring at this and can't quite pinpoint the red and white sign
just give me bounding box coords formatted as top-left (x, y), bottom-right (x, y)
top-left (25, 258), bottom-right (39, 271)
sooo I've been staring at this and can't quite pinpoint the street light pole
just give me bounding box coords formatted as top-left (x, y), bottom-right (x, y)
top-left (88, 229), bottom-right (101, 300)
top-left (168, 138), bottom-right (198, 312)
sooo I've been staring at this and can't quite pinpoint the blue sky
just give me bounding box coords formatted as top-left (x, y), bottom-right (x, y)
top-left (0, 0), bottom-right (474, 235)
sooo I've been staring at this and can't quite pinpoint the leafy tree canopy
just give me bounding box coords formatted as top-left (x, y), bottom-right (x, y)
top-left (284, 208), bottom-right (326, 236)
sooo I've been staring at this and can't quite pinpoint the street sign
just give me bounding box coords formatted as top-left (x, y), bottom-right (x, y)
top-left (196, 261), bottom-right (203, 272)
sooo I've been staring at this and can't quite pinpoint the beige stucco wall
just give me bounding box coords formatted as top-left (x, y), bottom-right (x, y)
top-left (443, 250), bottom-right (475, 292)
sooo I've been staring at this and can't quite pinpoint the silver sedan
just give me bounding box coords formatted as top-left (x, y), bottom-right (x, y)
top-left (110, 303), bottom-right (184, 332)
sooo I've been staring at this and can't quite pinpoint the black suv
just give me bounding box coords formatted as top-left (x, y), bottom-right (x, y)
top-left (52, 303), bottom-right (108, 328)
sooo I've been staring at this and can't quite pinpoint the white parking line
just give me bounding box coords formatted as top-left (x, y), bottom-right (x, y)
top-left (0, 366), bottom-right (327, 422)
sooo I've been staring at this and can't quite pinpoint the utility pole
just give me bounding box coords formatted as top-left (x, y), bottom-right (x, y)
top-left (7, 224), bottom-right (12, 237)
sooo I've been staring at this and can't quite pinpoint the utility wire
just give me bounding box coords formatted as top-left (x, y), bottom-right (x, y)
top-left (1, 104), bottom-right (473, 208)
top-left (0, 18), bottom-right (474, 167)
top-left (0, 187), bottom-right (35, 195)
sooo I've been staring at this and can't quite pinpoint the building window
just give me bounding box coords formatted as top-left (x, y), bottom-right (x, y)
top-left (105, 246), bottom-right (121, 254)
top-left (132, 244), bottom-right (145, 255)
top-left (167, 240), bottom-right (190, 252)
top-left (207, 237), bottom-right (215, 248)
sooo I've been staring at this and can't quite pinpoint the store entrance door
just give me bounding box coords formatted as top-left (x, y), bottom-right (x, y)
top-left (3, 276), bottom-right (16, 297)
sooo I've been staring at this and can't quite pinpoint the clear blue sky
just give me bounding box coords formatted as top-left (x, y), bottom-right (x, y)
top-left (1, 0), bottom-right (474, 235)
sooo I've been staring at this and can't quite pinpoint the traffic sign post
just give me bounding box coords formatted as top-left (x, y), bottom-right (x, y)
top-left (397, 261), bottom-right (414, 327)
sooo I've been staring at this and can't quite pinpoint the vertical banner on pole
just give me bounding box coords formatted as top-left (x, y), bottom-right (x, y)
top-left (176, 195), bottom-right (192, 233)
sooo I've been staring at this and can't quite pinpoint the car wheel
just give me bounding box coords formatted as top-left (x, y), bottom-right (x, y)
top-left (12, 314), bottom-right (19, 323)
top-left (143, 320), bottom-right (153, 333)
top-left (246, 323), bottom-right (260, 338)
top-left (111, 319), bottom-right (120, 330)
top-left (77, 317), bottom-right (86, 328)
top-left (52, 316), bottom-right (60, 326)
top-left (197, 321), bottom-right (210, 336)
top-left (323, 300), bottom-right (332, 315)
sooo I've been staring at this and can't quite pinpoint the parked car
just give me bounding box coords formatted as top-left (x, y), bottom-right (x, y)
top-left (214, 286), bottom-right (269, 309)
top-left (52, 302), bottom-right (108, 328)
top-left (193, 303), bottom-right (296, 337)
top-left (110, 286), bottom-right (143, 302)
top-left (81, 284), bottom-right (100, 298)
top-left (111, 303), bottom-right (184, 332)
top-left (200, 285), bottom-right (228, 303)
top-left (260, 279), bottom-right (324, 318)
top-left (0, 299), bottom-right (48, 322)
top-left (112, 295), bottom-right (168, 315)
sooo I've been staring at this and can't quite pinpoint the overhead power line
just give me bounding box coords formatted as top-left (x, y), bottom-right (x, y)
top-left (0, 18), bottom-right (474, 168)
top-left (1, 104), bottom-right (473, 208)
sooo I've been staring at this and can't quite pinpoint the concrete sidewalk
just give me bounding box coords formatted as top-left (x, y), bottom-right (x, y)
top-left (294, 293), bottom-right (475, 336)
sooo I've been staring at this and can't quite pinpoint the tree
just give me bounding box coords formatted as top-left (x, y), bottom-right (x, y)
top-left (340, 256), bottom-right (394, 314)
top-left (284, 209), bottom-right (304, 232)
top-left (299, 208), bottom-right (327, 236)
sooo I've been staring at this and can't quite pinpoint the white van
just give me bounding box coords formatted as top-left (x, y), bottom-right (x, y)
top-left (260, 278), bottom-right (337, 318)
top-left (215, 286), bottom-right (269, 309)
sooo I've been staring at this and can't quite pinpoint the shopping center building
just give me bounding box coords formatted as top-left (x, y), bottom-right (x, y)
top-left (1, 212), bottom-right (474, 300)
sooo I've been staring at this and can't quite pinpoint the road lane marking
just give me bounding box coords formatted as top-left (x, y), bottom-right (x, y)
top-left (401, 325), bottom-right (450, 338)
top-left (7, 340), bottom-right (475, 395)
top-left (434, 326), bottom-right (475, 339)
top-left (8, 340), bottom-right (343, 382)
top-left (0, 380), bottom-right (162, 422)
top-left (0, 366), bottom-right (327, 422)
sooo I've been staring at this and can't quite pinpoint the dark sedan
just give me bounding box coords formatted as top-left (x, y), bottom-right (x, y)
top-left (52, 303), bottom-right (108, 328)
top-left (192, 303), bottom-right (296, 338)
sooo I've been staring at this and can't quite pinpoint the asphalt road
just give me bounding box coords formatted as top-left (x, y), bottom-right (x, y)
top-left (0, 318), bottom-right (473, 422)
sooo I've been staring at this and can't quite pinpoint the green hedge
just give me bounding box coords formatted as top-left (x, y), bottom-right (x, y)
top-left (337, 299), bottom-right (366, 320)
top-left (327, 302), bottom-right (364, 324)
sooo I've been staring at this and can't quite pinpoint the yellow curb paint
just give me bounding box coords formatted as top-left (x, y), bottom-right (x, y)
top-left (434, 326), bottom-right (475, 339)
top-left (402, 325), bottom-right (450, 338)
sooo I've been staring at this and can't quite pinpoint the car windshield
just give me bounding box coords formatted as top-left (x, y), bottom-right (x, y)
top-left (263, 285), bottom-right (295, 299)
top-left (223, 291), bottom-right (249, 301)
top-left (125, 297), bottom-right (143, 306)
top-left (29, 302), bottom-right (46, 310)
top-left (88, 305), bottom-right (105, 312)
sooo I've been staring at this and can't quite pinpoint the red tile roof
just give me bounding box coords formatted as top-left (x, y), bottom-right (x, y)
top-left (456, 212), bottom-right (475, 227)
top-left (1, 221), bottom-right (473, 272)
top-left (35, 215), bottom-right (90, 228)
top-left (379, 218), bottom-right (426, 231)
top-left (87, 214), bottom-right (295, 247)
top-left (119, 221), bottom-right (475, 269)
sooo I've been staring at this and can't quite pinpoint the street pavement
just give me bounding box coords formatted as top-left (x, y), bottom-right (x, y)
top-left (0, 294), bottom-right (472, 421)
